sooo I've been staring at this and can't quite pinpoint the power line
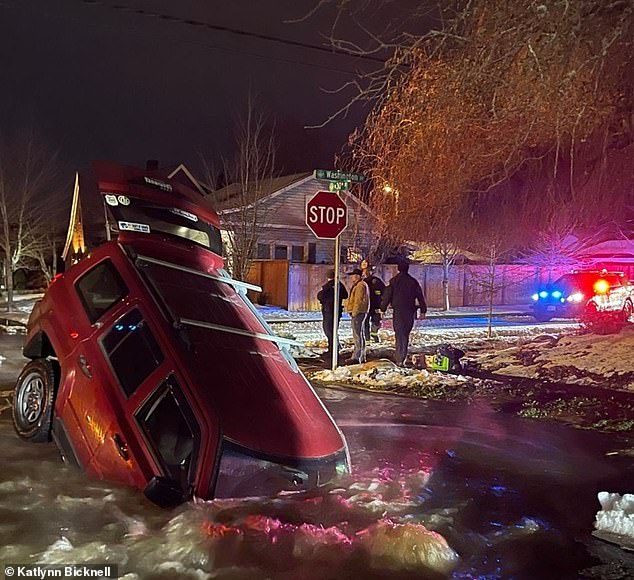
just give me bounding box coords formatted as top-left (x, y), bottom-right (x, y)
top-left (0, 1), bottom-right (370, 76)
top-left (79, 0), bottom-right (387, 65)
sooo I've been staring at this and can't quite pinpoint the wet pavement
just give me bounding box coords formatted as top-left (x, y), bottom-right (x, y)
top-left (1, 332), bottom-right (634, 579)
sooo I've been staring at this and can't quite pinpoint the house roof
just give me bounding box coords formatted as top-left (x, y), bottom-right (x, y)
top-left (580, 239), bottom-right (634, 260)
top-left (210, 172), bottom-right (312, 211)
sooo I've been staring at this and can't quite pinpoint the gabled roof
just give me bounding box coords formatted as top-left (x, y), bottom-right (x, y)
top-left (580, 239), bottom-right (634, 259)
top-left (210, 172), bottom-right (312, 211)
top-left (167, 163), bottom-right (210, 196)
top-left (62, 172), bottom-right (87, 263)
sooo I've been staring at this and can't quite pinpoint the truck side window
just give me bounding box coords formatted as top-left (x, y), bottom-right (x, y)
top-left (136, 378), bottom-right (199, 491)
top-left (102, 308), bottom-right (164, 397)
top-left (76, 259), bottom-right (128, 324)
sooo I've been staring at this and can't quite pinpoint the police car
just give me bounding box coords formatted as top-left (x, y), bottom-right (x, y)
top-left (532, 270), bottom-right (633, 322)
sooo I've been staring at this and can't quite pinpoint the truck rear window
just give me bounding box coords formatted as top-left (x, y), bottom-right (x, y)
top-left (75, 259), bottom-right (128, 324)
top-left (107, 197), bottom-right (223, 256)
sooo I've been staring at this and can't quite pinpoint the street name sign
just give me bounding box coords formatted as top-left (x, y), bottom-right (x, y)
top-left (305, 191), bottom-right (348, 239)
top-left (313, 169), bottom-right (365, 183)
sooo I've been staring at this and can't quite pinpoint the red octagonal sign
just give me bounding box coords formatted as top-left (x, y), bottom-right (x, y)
top-left (305, 191), bottom-right (348, 239)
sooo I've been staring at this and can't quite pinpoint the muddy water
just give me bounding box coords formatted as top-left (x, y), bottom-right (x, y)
top-left (1, 332), bottom-right (634, 579)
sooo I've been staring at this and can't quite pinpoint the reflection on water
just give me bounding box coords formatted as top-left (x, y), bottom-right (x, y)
top-left (0, 420), bottom-right (460, 579)
top-left (2, 376), bottom-right (634, 579)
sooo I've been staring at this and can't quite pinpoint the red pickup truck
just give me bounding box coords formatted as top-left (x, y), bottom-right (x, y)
top-left (12, 162), bottom-right (349, 507)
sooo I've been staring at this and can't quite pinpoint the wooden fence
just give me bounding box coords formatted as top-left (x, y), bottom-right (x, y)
top-left (246, 260), bottom-right (634, 311)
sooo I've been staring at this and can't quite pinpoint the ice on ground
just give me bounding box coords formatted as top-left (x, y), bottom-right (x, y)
top-left (595, 492), bottom-right (634, 539)
top-left (357, 519), bottom-right (459, 574)
top-left (312, 359), bottom-right (470, 390)
top-left (476, 326), bottom-right (634, 386)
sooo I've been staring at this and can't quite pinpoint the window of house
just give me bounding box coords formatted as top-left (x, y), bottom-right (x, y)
top-left (307, 243), bottom-right (316, 264)
top-left (291, 245), bottom-right (304, 262)
top-left (102, 308), bottom-right (164, 397)
top-left (256, 243), bottom-right (271, 260)
top-left (76, 259), bottom-right (129, 324)
top-left (274, 245), bottom-right (288, 260)
top-left (136, 377), bottom-right (200, 491)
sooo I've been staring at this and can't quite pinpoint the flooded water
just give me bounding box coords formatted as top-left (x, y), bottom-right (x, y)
top-left (2, 332), bottom-right (634, 579)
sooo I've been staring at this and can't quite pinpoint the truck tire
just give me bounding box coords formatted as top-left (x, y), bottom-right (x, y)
top-left (13, 358), bottom-right (58, 442)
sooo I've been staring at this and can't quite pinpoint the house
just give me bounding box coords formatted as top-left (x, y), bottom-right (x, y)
top-left (211, 172), bottom-right (379, 265)
top-left (579, 238), bottom-right (634, 277)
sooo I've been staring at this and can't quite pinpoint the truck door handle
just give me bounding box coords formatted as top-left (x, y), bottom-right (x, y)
top-left (113, 433), bottom-right (130, 461)
top-left (78, 354), bottom-right (93, 379)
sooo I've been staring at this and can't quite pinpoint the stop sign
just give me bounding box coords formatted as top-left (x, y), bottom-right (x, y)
top-left (305, 191), bottom-right (348, 239)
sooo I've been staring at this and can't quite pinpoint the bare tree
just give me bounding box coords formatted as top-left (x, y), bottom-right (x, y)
top-left (0, 129), bottom-right (63, 310)
top-left (29, 235), bottom-right (62, 285)
top-left (204, 97), bottom-right (277, 281)
top-left (310, 0), bottom-right (633, 255)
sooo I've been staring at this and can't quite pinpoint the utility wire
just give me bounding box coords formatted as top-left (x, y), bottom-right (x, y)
top-left (0, 1), bottom-right (371, 76)
top-left (79, 0), bottom-right (387, 64)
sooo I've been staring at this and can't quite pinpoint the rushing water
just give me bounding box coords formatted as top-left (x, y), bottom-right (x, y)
top-left (1, 332), bottom-right (634, 579)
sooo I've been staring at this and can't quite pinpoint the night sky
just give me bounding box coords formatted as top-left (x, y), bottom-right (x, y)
top-left (0, 0), bottom-right (407, 179)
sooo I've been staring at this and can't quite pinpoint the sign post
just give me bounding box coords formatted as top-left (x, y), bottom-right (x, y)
top-left (307, 170), bottom-right (365, 370)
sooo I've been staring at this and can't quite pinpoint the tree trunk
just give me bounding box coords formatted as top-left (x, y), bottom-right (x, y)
top-left (442, 258), bottom-right (450, 311)
top-left (487, 249), bottom-right (496, 339)
top-left (4, 257), bottom-right (14, 312)
top-left (51, 240), bottom-right (58, 280)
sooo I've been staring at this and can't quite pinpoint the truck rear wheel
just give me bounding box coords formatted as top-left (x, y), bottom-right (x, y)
top-left (13, 359), bottom-right (58, 442)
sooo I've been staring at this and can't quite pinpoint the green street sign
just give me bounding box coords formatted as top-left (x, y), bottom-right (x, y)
top-left (314, 169), bottom-right (365, 183)
top-left (328, 180), bottom-right (351, 192)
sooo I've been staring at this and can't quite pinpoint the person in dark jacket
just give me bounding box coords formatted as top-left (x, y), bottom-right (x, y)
top-left (381, 261), bottom-right (427, 365)
top-left (361, 259), bottom-right (385, 343)
top-left (317, 269), bottom-right (348, 362)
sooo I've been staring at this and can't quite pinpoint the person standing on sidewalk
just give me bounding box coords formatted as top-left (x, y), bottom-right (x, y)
top-left (317, 269), bottom-right (348, 363)
top-left (361, 259), bottom-right (385, 343)
top-left (381, 260), bottom-right (427, 366)
top-left (345, 268), bottom-right (370, 364)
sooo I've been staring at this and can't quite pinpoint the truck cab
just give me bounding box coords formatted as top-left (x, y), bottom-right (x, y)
top-left (13, 162), bottom-right (349, 507)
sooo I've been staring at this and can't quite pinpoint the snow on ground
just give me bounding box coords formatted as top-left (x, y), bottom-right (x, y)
top-left (275, 318), bottom-right (579, 357)
top-left (312, 359), bottom-right (472, 391)
top-left (594, 492), bottom-right (634, 549)
top-left (257, 304), bottom-right (531, 323)
top-left (475, 326), bottom-right (634, 388)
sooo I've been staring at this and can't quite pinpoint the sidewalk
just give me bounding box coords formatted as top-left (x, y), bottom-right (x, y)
top-left (257, 304), bottom-right (532, 324)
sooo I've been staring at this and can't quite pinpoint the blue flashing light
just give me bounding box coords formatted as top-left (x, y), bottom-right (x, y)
top-left (128, 325), bottom-right (137, 331)
top-left (539, 291), bottom-right (548, 299)
top-left (115, 324), bottom-right (124, 331)
top-left (531, 293), bottom-right (539, 301)
top-left (551, 290), bottom-right (562, 299)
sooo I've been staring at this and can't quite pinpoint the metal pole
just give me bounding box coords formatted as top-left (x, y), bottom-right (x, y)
top-left (332, 234), bottom-right (341, 371)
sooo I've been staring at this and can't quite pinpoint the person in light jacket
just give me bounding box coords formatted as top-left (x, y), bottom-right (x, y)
top-left (361, 259), bottom-right (386, 343)
top-left (345, 268), bottom-right (370, 364)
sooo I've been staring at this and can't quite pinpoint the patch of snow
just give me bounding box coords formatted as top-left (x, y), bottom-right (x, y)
top-left (477, 326), bottom-right (634, 386)
top-left (312, 359), bottom-right (470, 390)
top-left (595, 492), bottom-right (634, 538)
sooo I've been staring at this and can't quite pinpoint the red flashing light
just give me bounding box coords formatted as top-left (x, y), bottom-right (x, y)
top-left (69, 331), bottom-right (79, 339)
top-left (594, 279), bottom-right (609, 294)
